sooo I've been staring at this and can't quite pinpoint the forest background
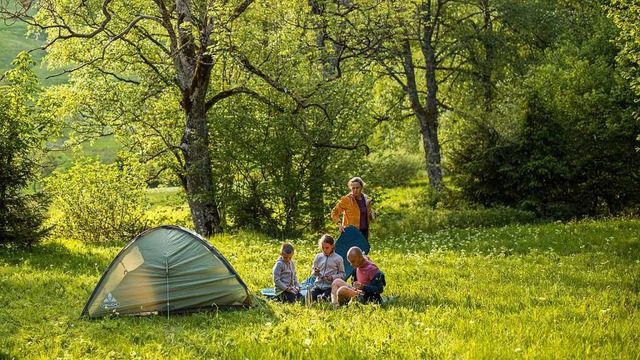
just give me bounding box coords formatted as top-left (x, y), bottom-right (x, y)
top-left (1, 0), bottom-right (640, 246)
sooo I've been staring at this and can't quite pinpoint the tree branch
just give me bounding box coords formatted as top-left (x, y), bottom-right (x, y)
top-left (312, 141), bottom-right (370, 155)
top-left (205, 86), bottom-right (285, 112)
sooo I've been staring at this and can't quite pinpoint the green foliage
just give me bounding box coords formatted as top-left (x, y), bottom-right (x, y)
top-left (360, 151), bottom-right (424, 188)
top-left (203, 0), bottom-right (380, 236)
top-left (372, 185), bottom-right (537, 240)
top-left (448, 3), bottom-right (640, 220)
top-left (451, 96), bottom-right (577, 218)
top-left (1, 218), bottom-right (639, 358)
top-left (609, 0), bottom-right (640, 98)
top-left (44, 158), bottom-right (149, 243)
top-left (0, 52), bottom-right (55, 249)
top-left (3, 0), bottom-right (639, 234)
top-left (609, 0), bottom-right (640, 146)
top-left (451, 89), bottom-right (640, 219)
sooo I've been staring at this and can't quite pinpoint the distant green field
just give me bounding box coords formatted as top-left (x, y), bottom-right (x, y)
top-left (1, 13), bottom-right (124, 171)
top-left (1, 17), bottom-right (123, 169)
top-left (0, 18), bottom-right (67, 86)
top-left (45, 136), bottom-right (122, 175)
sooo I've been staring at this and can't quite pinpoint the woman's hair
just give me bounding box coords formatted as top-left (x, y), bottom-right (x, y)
top-left (348, 176), bottom-right (366, 188)
top-left (280, 242), bottom-right (294, 255)
top-left (318, 234), bottom-right (335, 249)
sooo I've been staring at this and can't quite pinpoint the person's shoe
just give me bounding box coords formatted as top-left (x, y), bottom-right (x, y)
top-left (317, 293), bottom-right (325, 302)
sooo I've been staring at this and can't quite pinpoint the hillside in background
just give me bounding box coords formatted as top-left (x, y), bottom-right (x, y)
top-left (0, 18), bottom-right (67, 86)
top-left (1, 19), bottom-right (121, 171)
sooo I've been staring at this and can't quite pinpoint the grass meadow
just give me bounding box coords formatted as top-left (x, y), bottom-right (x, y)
top-left (1, 208), bottom-right (639, 359)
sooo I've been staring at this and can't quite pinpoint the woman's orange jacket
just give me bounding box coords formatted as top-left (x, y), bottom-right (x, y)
top-left (330, 193), bottom-right (372, 229)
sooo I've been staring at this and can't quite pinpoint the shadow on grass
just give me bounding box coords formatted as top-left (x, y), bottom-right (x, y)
top-left (0, 240), bottom-right (113, 275)
top-left (374, 218), bottom-right (640, 259)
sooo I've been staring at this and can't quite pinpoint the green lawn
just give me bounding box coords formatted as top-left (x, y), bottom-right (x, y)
top-left (1, 218), bottom-right (638, 359)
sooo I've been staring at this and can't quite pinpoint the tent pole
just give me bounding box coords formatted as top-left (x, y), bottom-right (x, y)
top-left (166, 258), bottom-right (170, 319)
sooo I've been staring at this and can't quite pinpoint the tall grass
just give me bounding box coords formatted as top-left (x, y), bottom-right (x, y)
top-left (1, 218), bottom-right (639, 359)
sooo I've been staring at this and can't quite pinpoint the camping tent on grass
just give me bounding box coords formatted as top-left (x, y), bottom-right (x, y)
top-left (82, 225), bottom-right (252, 318)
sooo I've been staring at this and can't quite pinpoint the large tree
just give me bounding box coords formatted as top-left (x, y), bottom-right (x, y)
top-left (318, 0), bottom-right (511, 191)
top-left (0, 0), bottom-right (303, 235)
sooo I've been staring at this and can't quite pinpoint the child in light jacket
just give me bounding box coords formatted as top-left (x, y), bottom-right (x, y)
top-left (310, 234), bottom-right (345, 301)
top-left (273, 242), bottom-right (302, 303)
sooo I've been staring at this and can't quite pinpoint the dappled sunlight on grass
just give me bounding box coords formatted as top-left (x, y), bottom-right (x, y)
top-left (1, 219), bottom-right (639, 358)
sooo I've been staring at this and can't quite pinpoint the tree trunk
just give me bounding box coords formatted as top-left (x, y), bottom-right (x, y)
top-left (181, 97), bottom-right (222, 236)
top-left (418, 109), bottom-right (443, 191)
top-left (308, 148), bottom-right (328, 233)
top-left (401, 13), bottom-right (444, 191)
top-left (420, 13), bottom-right (444, 191)
top-left (174, 0), bottom-right (221, 235)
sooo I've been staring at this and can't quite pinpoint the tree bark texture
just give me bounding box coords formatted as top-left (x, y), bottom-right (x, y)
top-left (172, 0), bottom-right (222, 235)
top-left (400, 3), bottom-right (444, 190)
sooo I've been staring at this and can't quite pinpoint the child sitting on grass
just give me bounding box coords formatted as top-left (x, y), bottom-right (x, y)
top-left (272, 242), bottom-right (302, 303)
top-left (311, 234), bottom-right (345, 301)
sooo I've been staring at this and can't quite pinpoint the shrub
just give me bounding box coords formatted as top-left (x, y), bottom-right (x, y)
top-left (45, 158), bottom-right (148, 243)
top-left (0, 53), bottom-right (54, 249)
top-left (374, 204), bottom-right (537, 240)
top-left (0, 193), bottom-right (50, 249)
top-left (361, 151), bottom-right (424, 188)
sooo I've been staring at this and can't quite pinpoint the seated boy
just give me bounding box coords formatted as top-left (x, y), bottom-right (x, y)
top-left (272, 242), bottom-right (302, 303)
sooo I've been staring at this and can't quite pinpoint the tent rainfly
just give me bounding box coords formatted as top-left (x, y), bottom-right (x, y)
top-left (82, 225), bottom-right (252, 318)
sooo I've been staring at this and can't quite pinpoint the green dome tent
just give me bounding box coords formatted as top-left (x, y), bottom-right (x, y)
top-left (82, 225), bottom-right (252, 318)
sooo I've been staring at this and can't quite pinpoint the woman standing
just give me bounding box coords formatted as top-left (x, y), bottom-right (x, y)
top-left (330, 177), bottom-right (375, 241)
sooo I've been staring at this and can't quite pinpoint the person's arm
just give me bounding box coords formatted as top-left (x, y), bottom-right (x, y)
top-left (311, 255), bottom-right (321, 276)
top-left (330, 197), bottom-right (347, 226)
top-left (335, 255), bottom-right (346, 280)
top-left (362, 271), bottom-right (385, 294)
top-left (272, 262), bottom-right (288, 291)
